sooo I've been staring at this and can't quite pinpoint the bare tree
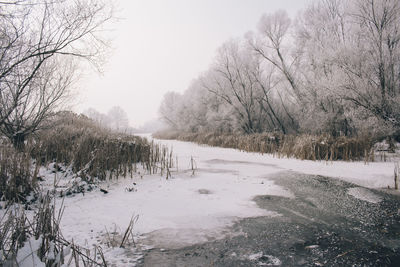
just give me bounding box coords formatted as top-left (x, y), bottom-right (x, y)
top-left (251, 10), bottom-right (302, 102)
top-left (340, 0), bottom-right (400, 129)
top-left (179, 80), bottom-right (210, 132)
top-left (249, 60), bottom-right (290, 134)
top-left (107, 106), bottom-right (129, 132)
top-left (1, 58), bottom-right (75, 147)
top-left (84, 107), bottom-right (110, 128)
top-left (294, 0), bottom-right (355, 135)
top-left (0, 0), bottom-right (113, 148)
top-left (247, 10), bottom-right (302, 133)
top-left (159, 91), bottom-right (184, 129)
top-left (297, 0), bottom-right (400, 133)
top-left (202, 39), bottom-right (266, 134)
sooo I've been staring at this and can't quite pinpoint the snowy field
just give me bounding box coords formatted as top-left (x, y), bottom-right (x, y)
top-left (36, 135), bottom-right (394, 265)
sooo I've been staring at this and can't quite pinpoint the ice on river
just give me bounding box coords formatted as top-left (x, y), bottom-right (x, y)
top-left (55, 136), bottom-right (394, 261)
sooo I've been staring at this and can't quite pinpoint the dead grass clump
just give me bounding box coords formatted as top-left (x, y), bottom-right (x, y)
top-left (277, 134), bottom-right (372, 161)
top-left (31, 112), bottom-right (171, 182)
top-left (0, 144), bottom-right (38, 203)
top-left (235, 133), bottom-right (282, 154)
top-left (220, 134), bottom-right (238, 148)
top-left (102, 215), bottom-right (139, 249)
top-left (0, 193), bottom-right (106, 266)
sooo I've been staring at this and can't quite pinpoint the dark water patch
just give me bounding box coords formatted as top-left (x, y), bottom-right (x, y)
top-left (136, 172), bottom-right (400, 266)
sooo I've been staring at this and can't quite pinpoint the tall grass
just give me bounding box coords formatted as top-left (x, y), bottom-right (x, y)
top-left (153, 131), bottom-right (373, 161)
top-left (31, 111), bottom-right (173, 182)
top-left (0, 193), bottom-right (107, 266)
top-left (0, 142), bottom-right (38, 203)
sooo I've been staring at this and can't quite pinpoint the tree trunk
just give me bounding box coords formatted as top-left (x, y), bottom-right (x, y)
top-left (12, 133), bottom-right (26, 151)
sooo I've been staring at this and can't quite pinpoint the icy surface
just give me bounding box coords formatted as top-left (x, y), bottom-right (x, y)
top-left (58, 141), bottom-right (289, 249)
top-left (33, 135), bottom-right (394, 265)
top-left (347, 187), bottom-right (382, 203)
top-left (153, 136), bottom-right (395, 189)
top-left (245, 252), bottom-right (282, 266)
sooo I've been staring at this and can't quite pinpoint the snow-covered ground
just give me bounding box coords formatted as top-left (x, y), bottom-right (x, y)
top-left (56, 137), bottom-right (292, 264)
top-left (154, 136), bottom-right (396, 189)
top-left (13, 135), bottom-right (397, 266)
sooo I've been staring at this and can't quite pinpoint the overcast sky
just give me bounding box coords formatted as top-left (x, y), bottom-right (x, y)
top-left (76, 0), bottom-right (313, 128)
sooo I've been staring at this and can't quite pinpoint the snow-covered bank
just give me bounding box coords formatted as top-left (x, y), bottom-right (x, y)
top-left (155, 137), bottom-right (396, 189)
top-left (40, 136), bottom-right (395, 265)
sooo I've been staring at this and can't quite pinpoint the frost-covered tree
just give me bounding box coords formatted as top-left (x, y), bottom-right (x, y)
top-left (296, 0), bottom-right (400, 135)
top-left (341, 0), bottom-right (400, 130)
top-left (251, 10), bottom-right (303, 103)
top-left (84, 108), bottom-right (110, 128)
top-left (158, 92), bottom-right (184, 129)
top-left (107, 106), bottom-right (129, 131)
top-left (294, 0), bottom-right (355, 135)
top-left (201, 39), bottom-right (267, 134)
top-left (248, 10), bottom-right (303, 133)
top-left (179, 80), bottom-right (211, 132)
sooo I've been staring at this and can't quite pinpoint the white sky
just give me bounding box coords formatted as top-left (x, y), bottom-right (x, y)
top-left (76, 0), bottom-right (312, 128)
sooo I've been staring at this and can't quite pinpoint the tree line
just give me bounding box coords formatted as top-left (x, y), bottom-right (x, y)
top-left (159, 0), bottom-right (400, 139)
top-left (84, 106), bottom-right (132, 132)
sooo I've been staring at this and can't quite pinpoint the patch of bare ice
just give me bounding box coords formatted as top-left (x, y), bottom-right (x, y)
top-left (246, 252), bottom-right (282, 266)
top-left (347, 187), bottom-right (382, 203)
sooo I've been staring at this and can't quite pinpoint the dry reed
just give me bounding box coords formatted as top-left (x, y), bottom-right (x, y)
top-left (0, 192), bottom-right (106, 266)
top-left (154, 130), bottom-right (373, 161)
top-left (31, 112), bottom-right (174, 182)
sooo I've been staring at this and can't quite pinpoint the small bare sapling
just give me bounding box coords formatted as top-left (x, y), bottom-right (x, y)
top-left (395, 162), bottom-right (399, 190)
top-left (190, 156), bottom-right (197, 176)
